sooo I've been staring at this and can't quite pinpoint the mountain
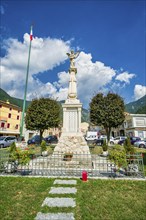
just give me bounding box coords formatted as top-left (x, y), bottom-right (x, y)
top-left (125, 95), bottom-right (146, 113)
top-left (0, 88), bottom-right (31, 109)
top-left (1, 88), bottom-right (145, 121)
top-left (0, 88), bottom-right (90, 122)
top-left (82, 108), bottom-right (90, 122)
top-left (136, 105), bottom-right (146, 114)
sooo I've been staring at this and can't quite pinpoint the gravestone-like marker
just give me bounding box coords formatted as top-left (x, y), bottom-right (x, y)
top-left (49, 187), bottom-right (77, 194)
top-left (42, 197), bottom-right (76, 207)
top-left (35, 212), bottom-right (75, 220)
top-left (54, 179), bottom-right (77, 185)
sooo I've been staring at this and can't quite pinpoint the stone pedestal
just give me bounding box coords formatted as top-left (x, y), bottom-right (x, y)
top-left (62, 99), bottom-right (82, 135)
top-left (53, 98), bottom-right (91, 156)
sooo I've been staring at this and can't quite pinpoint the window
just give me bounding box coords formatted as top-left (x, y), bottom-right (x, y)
top-left (9, 107), bottom-right (12, 111)
top-left (127, 120), bottom-right (132, 128)
top-left (0, 105), bottom-right (2, 108)
top-left (17, 115), bottom-right (19, 120)
top-left (135, 118), bottom-right (145, 126)
top-left (114, 137), bottom-right (120, 140)
top-left (7, 136), bottom-right (16, 141)
top-left (7, 123), bottom-right (10, 128)
top-left (138, 131), bottom-right (144, 139)
top-left (15, 124), bottom-right (18, 129)
top-left (6, 136), bottom-right (16, 141)
top-left (1, 122), bottom-right (5, 128)
top-left (8, 113), bottom-right (11, 118)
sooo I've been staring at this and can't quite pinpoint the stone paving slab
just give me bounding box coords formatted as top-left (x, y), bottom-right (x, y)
top-left (42, 197), bottom-right (76, 207)
top-left (35, 212), bottom-right (75, 220)
top-left (54, 179), bottom-right (77, 185)
top-left (49, 187), bottom-right (77, 194)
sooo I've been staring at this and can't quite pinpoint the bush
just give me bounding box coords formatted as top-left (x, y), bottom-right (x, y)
top-left (102, 139), bottom-right (108, 151)
top-left (17, 149), bottom-right (30, 165)
top-left (90, 146), bottom-right (103, 155)
top-left (9, 143), bottom-right (34, 165)
top-left (40, 140), bottom-right (47, 152)
top-left (9, 142), bottom-right (18, 162)
top-left (47, 146), bottom-right (53, 154)
top-left (109, 145), bottom-right (127, 169)
top-left (9, 142), bottom-right (17, 153)
top-left (124, 137), bottom-right (135, 154)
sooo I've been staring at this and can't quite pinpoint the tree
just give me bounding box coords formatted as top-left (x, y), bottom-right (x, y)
top-left (90, 92), bottom-right (125, 142)
top-left (25, 98), bottom-right (60, 140)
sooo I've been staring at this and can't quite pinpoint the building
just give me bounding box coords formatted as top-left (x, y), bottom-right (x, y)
top-left (110, 113), bottom-right (146, 139)
top-left (0, 100), bottom-right (22, 137)
top-left (124, 113), bottom-right (146, 139)
top-left (43, 127), bottom-right (62, 138)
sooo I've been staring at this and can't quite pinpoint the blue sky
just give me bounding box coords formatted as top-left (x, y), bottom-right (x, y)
top-left (0, 0), bottom-right (146, 108)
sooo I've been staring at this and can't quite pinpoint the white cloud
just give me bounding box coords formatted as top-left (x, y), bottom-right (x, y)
top-left (115, 71), bottom-right (135, 84)
top-left (1, 34), bottom-right (71, 99)
top-left (1, 35), bottom-right (136, 107)
top-left (55, 52), bottom-right (117, 106)
top-left (57, 71), bottom-right (69, 87)
top-left (76, 52), bottom-right (117, 105)
top-left (134, 85), bottom-right (146, 100)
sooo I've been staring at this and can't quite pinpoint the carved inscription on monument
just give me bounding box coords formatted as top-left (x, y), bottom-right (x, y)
top-left (67, 108), bottom-right (77, 132)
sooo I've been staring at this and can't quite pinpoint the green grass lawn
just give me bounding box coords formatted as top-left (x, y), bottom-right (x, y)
top-left (0, 177), bottom-right (146, 220)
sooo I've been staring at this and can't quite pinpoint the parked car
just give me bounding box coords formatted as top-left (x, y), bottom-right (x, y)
top-left (110, 136), bottom-right (127, 145)
top-left (0, 136), bottom-right (17, 148)
top-left (85, 135), bottom-right (97, 141)
top-left (44, 135), bottom-right (58, 144)
top-left (118, 137), bottom-right (141, 145)
top-left (130, 137), bottom-right (141, 145)
top-left (27, 135), bottom-right (44, 145)
top-left (93, 135), bottom-right (112, 146)
top-left (93, 138), bottom-right (105, 146)
top-left (134, 140), bottom-right (146, 148)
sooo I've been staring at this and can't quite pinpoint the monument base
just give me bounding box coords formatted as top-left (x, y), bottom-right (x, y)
top-left (52, 134), bottom-right (92, 168)
top-left (54, 134), bottom-right (91, 154)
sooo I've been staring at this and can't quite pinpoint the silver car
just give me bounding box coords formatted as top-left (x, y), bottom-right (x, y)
top-left (134, 140), bottom-right (146, 148)
top-left (0, 136), bottom-right (17, 148)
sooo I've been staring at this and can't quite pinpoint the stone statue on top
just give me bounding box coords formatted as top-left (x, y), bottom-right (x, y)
top-left (66, 50), bottom-right (80, 69)
top-left (66, 50), bottom-right (80, 101)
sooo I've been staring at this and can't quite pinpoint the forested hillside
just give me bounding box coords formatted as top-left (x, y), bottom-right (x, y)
top-left (1, 88), bottom-right (145, 121)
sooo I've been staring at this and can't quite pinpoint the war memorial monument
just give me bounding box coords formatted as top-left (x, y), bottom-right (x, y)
top-left (53, 51), bottom-right (91, 160)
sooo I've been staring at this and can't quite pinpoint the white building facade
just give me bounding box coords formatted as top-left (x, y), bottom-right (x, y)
top-left (124, 114), bottom-right (146, 139)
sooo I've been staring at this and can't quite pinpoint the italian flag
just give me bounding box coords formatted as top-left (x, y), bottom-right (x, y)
top-left (30, 26), bottom-right (33, 41)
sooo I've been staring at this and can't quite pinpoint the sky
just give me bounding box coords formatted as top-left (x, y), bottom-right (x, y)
top-left (0, 0), bottom-right (146, 109)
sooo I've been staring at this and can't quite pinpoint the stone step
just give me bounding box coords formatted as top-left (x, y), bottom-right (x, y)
top-left (54, 179), bottom-right (77, 185)
top-left (49, 187), bottom-right (77, 194)
top-left (42, 197), bottom-right (76, 207)
top-left (35, 212), bottom-right (75, 220)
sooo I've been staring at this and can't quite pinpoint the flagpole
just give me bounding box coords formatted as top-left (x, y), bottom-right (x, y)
top-left (20, 26), bottom-right (33, 138)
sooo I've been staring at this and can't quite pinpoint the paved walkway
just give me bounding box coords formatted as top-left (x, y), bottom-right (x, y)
top-left (35, 179), bottom-right (77, 220)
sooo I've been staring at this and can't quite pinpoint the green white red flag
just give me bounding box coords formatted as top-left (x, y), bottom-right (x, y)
top-left (30, 26), bottom-right (33, 41)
